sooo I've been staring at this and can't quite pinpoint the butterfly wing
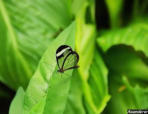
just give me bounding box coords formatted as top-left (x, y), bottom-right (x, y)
top-left (62, 51), bottom-right (79, 71)
top-left (56, 45), bottom-right (72, 69)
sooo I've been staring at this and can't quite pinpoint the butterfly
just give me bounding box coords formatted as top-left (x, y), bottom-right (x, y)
top-left (56, 45), bottom-right (79, 73)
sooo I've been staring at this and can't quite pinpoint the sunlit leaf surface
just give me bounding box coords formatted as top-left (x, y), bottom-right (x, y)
top-left (9, 22), bottom-right (76, 114)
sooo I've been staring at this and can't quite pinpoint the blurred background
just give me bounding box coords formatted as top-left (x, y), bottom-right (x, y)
top-left (0, 0), bottom-right (148, 114)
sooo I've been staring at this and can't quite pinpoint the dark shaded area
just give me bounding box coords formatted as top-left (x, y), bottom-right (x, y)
top-left (95, 0), bottom-right (148, 29)
top-left (85, 6), bottom-right (93, 24)
top-left (120, 0), bottom-right (134, 26)
top-left (95, 0), bottom-right (110, 30)
top-left (135, 0), bottom-right (148, 15)
top-left (0, 82), bottom-right (15, 114)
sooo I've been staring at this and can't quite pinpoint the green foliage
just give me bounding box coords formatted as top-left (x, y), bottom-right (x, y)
top-left (105, 0), bottom-right (123, 28)
top-left (105, 45), bottom-right (148, 81)
top-left (63, 71), bottom-right (85, 114)
top-left (105, 74), bottom-right (148, 114)
top-left (97, 20), bottom-right (148, 56)
top-left (9, 87), bottom-right (25, 114)
top-left (0, 0), bottom-right (72, 90)
top-left (87, 51), bottom-right (110, 113)
top-left (97, 20), bottom-right (148, 81)
top-left (10, 22), bottom-right (76, 114)
top-left (0, 0), bottom-right (148, 114)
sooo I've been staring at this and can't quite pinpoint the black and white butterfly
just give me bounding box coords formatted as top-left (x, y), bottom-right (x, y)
top-left (56, 45), bottom-right (79, 73)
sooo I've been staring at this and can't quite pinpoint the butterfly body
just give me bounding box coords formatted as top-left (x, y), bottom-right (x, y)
top-left (57, 69), bottom-right (64, 73)
top-left (56, 45), bottom-right (79, 73)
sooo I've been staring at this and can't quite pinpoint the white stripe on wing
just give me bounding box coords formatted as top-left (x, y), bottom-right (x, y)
top-left (56, 47), bottom-right (71, 57)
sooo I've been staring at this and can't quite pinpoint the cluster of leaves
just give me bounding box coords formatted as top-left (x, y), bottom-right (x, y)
top-left (0, 0), bottom-right (148, 114)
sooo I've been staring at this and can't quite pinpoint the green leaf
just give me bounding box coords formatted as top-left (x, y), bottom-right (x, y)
top-left (105, 45), bottom-right (148, 81)
top-left (10, 22), bottom-right (76, 114)
top-left (70, 0), bottom-right (86, 16)
top-left (64, 71), bottom-right (85, 114)
top-left (97, 20), bottom-right (148, 56)
top-left (0, 0), bottom-right (72, 90)
top-left (74, 2), bottom-right (101, 113)
top-left (97, 20), bottom-right (148, 113)
top-left (105, 0), bottom-right (123, 28)
top-left (9, 87), bottom-right (25, 114)
top-left (105, 74), bottom-right (148, 114)
top-left (86, 51), bottom-right (110, 113)
top-left (123, 76), bottom-right (148, 109)
top-left (75, 0), bottom-right (95, 84)
top-left (97, 20), bottom-right (148, 80)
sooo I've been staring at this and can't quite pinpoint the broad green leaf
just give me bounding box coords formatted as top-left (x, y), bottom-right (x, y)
top-left (97, 20), bottom-right (148, 113)
top-left (26, 71), bottom-right (85, 114)
top-left (64, 71), bottom-right (85, 114)
top-left (97, 20), bottom-right (148, 80)
top-left (85, 51), bottom-right (110, 114)
top-left (0, 0), bottom-right (72, 90)
top-left (105, 45), bottom-right (148, 80)
top-left (97, 20), bottom-right (148, 56)
top-left (104, 74), bottom-right (148, 114)
top-left (9, 87), bottom-right (25, 114)
top-left (13, 22), bottom-right (75, 114)
top-left (42, 71), bottom-right (73, 114)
